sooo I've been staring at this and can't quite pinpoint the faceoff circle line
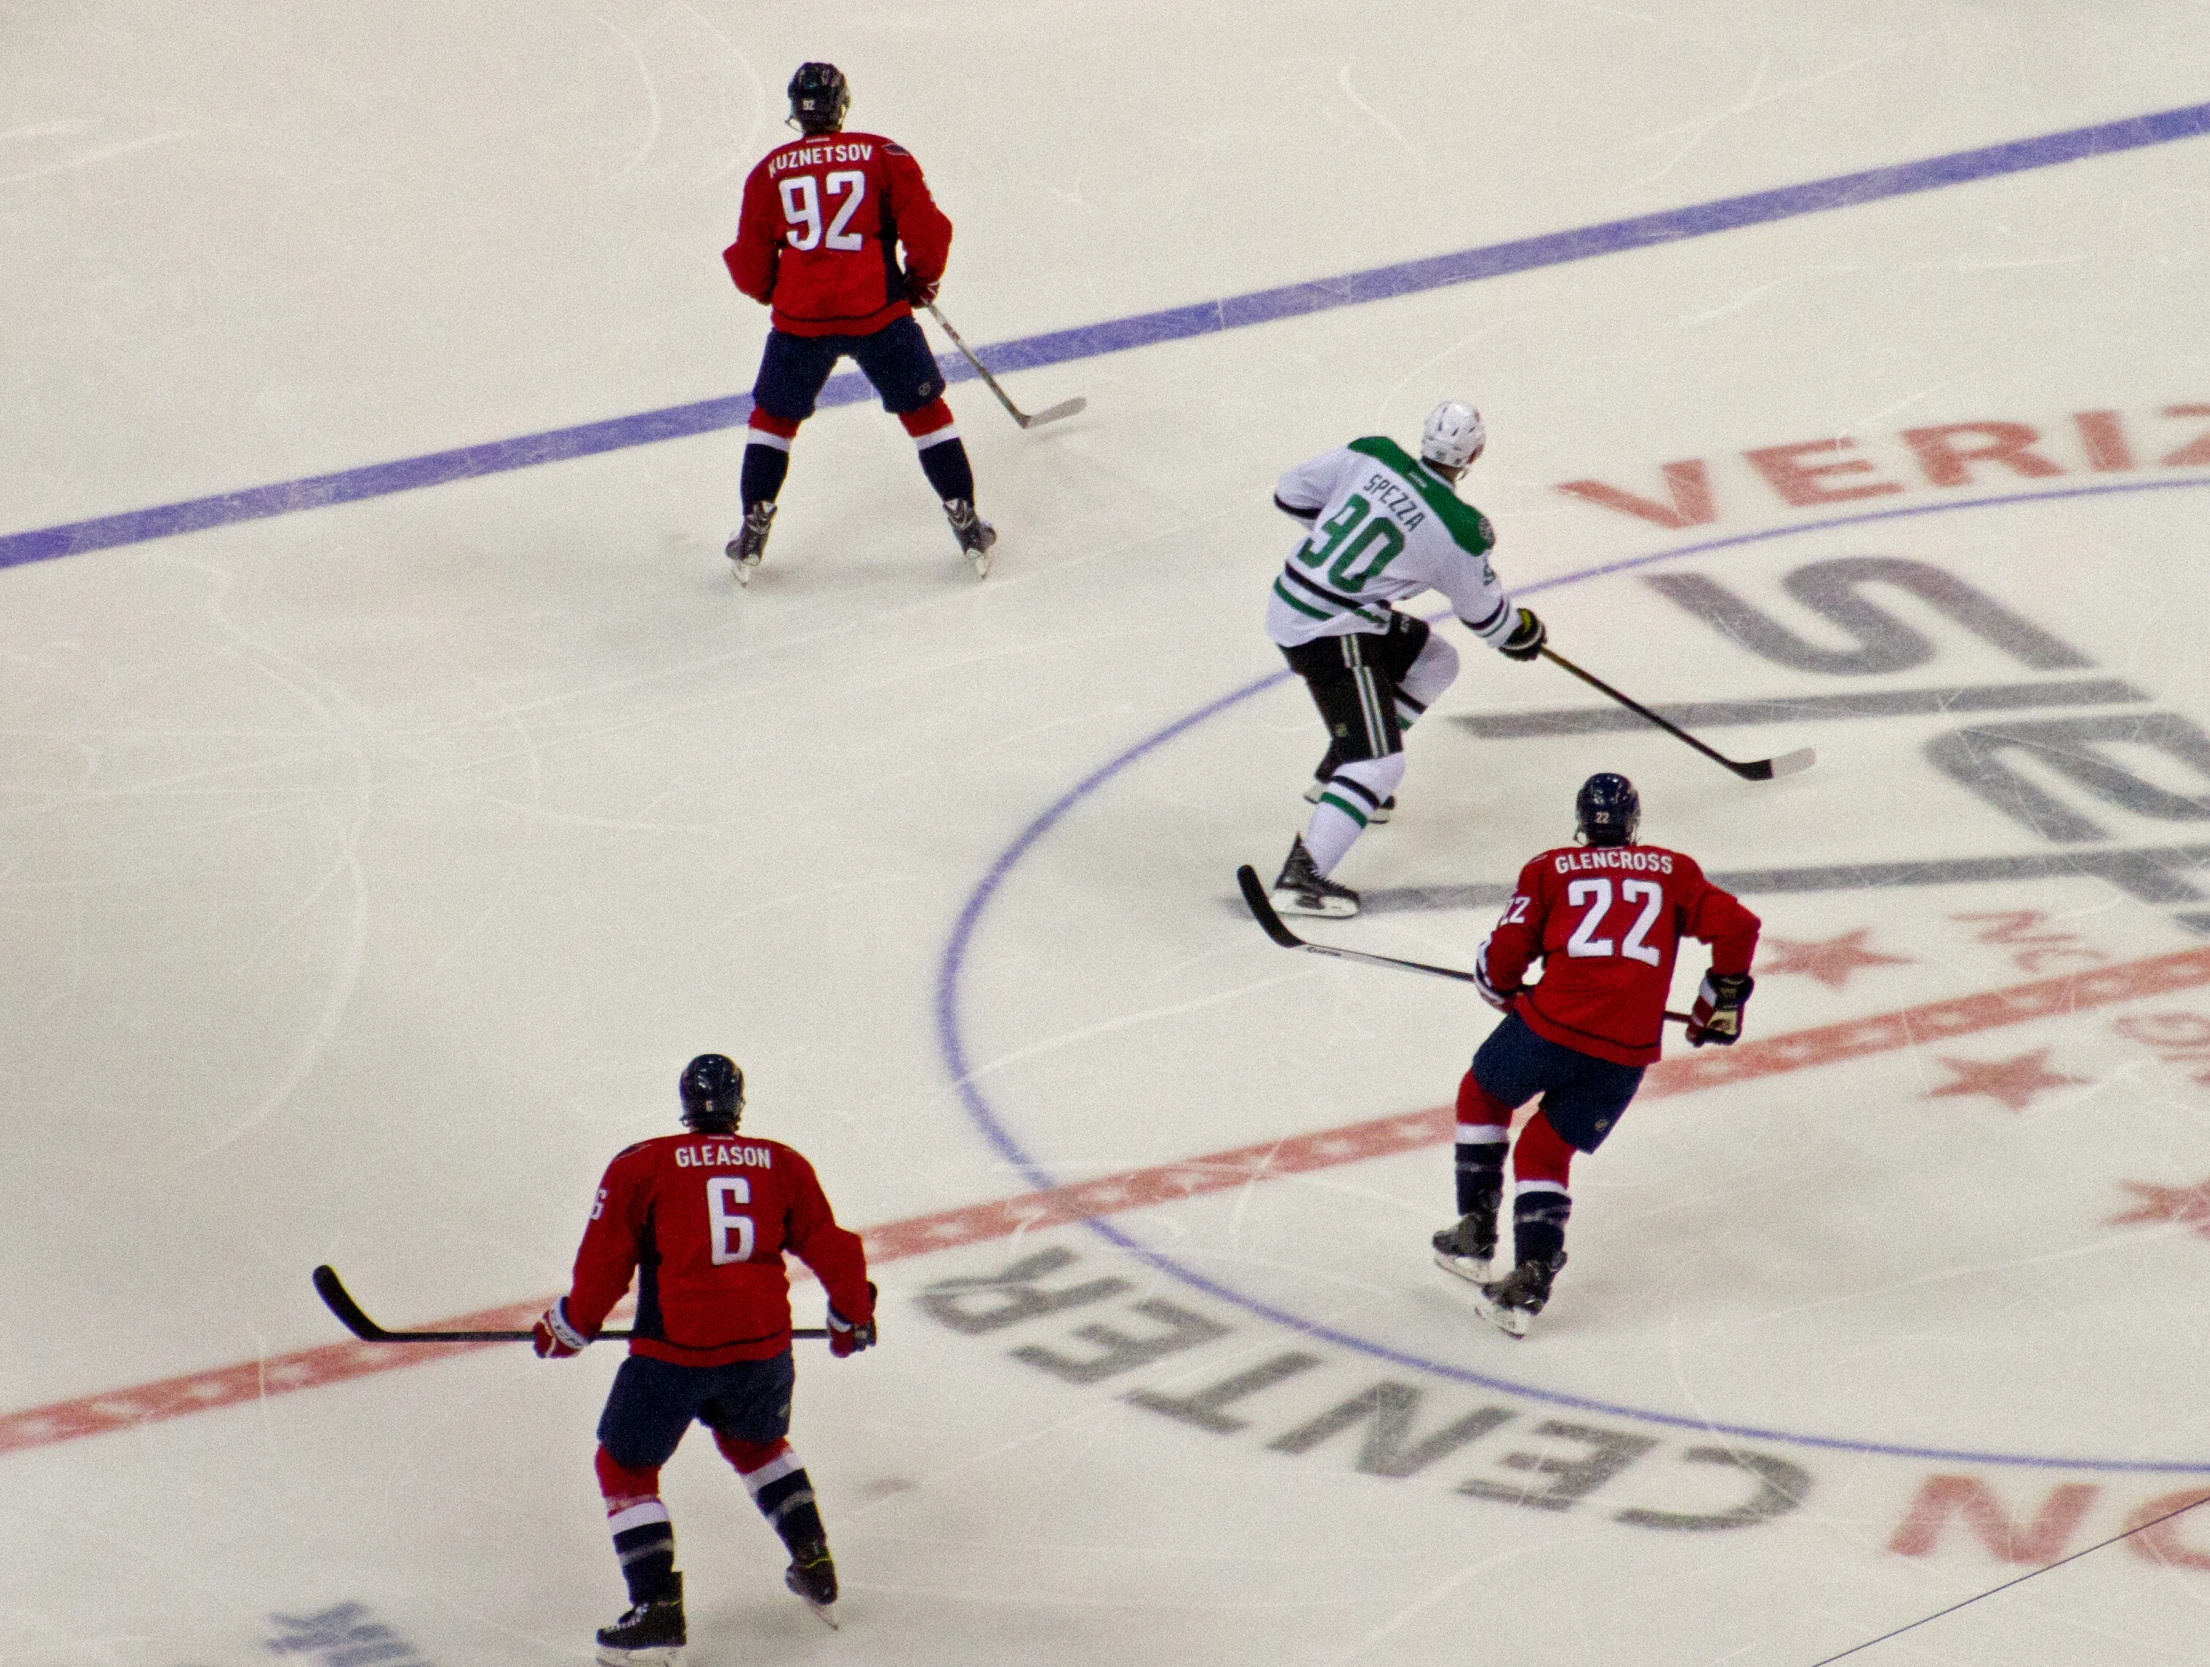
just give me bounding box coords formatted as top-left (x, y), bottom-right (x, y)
top-left (936, 474), bottom-right (2210, 1473)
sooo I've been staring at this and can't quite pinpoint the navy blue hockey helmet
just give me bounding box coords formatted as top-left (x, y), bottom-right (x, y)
top-left (1574, 772), bottom-right (1640, 847)
top-left (679, 1054), bottom-right (745, 1131)
top-left (788, 63), bottom-right (850, 133)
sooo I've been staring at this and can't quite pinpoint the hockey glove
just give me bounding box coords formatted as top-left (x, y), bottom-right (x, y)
top-left (827, 1282), bottom-right (879, 1358)
top-left (1499, 608), bottom-right (1547, 662)
top-left (1685, 972), bottom-right (1754, 1047)
top-left (904, 267), bottom-right (940, 308)
top-left (1473, 940), bottom-right (1518, 1012)
top-left (532, 1298), bottom-right (589, 1359)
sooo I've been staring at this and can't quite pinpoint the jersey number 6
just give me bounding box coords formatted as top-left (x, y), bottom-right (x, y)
top-left (707, 1176), bottom-right (756, 1264)
top-left (1565, 877), bottom-right (1664, 966)
top-left (778, 171), bottom-right (867, 253)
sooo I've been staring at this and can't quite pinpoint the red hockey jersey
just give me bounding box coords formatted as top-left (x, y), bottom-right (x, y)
top-left (723, 131), bottom-right (953, 338)
top-left (561, 1132), bottom-right (872, 1366)
top-left (1479, 844), bottom-right (1761, 1067)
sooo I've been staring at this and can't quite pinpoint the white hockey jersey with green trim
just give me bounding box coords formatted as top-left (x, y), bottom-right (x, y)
top-left (1264, 436), bottom-right (1517, 650)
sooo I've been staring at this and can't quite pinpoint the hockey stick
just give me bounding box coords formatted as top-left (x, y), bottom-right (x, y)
top-left (924, 303), bottom-right (1086, 429)
top-left (312, 1265), bottom-right (828, 1343)
top-left (1538, 647), bottom-right (1815, 782)
top-left (1237, 866), bottom-right (1694, 1023)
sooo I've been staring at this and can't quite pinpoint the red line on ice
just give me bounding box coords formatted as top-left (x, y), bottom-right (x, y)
top-left (10, 943), bottom-right (2209, 1458)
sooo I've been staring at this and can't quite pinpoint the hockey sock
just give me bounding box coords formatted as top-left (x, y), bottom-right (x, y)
top-left (1453, 1072), bottom-right (1513, 1217)
top-left (901, 400), bottom-right (976, 502)
top-left (741, 443), bottom-right (791, 506)
top-left (1513, 1187), bottom-right (1571, 1266)
top-left (596, 1446), bottom-right (678, 1605)
top-left (1303, 753), bottom-right (1407, 872)
top-left (741, 410), bottom-right (801, 505)
top-left (715, 1433), bottom-right (827, 1552)
top-left (1511, 1110), bottom-right (1576, 1265)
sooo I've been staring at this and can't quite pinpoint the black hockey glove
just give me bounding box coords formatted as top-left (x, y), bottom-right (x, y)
top-left (1498, 607), bottom-right (1547, 662)
top-left (1685, 972), bottom-right (1754, 1047)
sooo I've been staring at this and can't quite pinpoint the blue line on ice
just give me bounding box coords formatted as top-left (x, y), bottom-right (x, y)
top-left (6, 99), bottom-right (2209, 571)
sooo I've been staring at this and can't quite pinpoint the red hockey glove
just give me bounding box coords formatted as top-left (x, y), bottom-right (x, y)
top-left (904, 268), bottom-right (940, 308)
top-left (1685, 972), bottom-right (1754, 1047)
top-left (532, 1299), bottom-right (589, 1359)
top-left (1498, 608), bottom-right (1547, 662)
top-left (827, 1282), bottom-right (879, 1358)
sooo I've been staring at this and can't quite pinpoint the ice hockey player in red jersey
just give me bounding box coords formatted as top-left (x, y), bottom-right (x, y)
top-left (1431, 774), bottom-right (1760, 1336)
top-left (532, 1054), bottom-right (876, 1660)
top-left (721, 62), bottom-right (997, 582)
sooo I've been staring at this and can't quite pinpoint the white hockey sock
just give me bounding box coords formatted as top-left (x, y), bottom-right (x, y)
top-left (1304, 754), bottom-right (1406, 873)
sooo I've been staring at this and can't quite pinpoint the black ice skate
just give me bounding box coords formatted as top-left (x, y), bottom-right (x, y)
top-left (726, 502), bottom-right (777, 585)
top-left (596, 1572), bottom-right (685, 1665)
top-left (1303, 778), bottom-right (1393, 823)
top-left (784, 1538), bottom-right (840, 1629)
top-left (1270, 834), bottom-right (1359, 919)
top-left (1474, 1254), bottom-right (1565, 1339)
top-left (1431, 1203), bottom-right (1499, 1287)
top-left (943, 497), bottom-right (997, 577)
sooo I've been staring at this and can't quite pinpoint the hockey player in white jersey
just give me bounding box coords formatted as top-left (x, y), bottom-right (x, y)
top-left (1265, 400), bottom-right (1547, 917)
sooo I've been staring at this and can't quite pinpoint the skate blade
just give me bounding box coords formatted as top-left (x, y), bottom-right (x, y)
top-left (797, 1598), bottom-right (839, 1632)
top-left (1472, 1296), bottom-right (1532, 1339)
top-left (1432, 1247), bottom-right (1495, 1287)
top-left (968, 550), bottom-right (991, 579)
top-left (1271, 888), bottom-right (1357, 920)
top-left (597, 1646), bottom-right (682, 1667)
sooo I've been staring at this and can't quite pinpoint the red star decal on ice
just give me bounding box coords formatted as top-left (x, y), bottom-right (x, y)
top-left (2108, 1178), bottom-right (2210, 1240)
top-left (1924, 1048), bottom-right (2088, 1112)
top-left (1759, 928), bottom-right (1912, 990)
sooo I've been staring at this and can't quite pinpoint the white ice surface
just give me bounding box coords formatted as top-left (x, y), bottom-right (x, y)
top-left (8, 5), bottom-right (2210, 1665)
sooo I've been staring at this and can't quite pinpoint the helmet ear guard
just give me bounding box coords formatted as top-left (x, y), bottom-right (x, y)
top-left (1574, 772), bottom-right (1641, 847)
top-left (679, 1054), bottom-right (746, 1132)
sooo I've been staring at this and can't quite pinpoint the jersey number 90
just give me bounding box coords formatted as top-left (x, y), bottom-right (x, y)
top-left (1295, 494), bottom-right (1405, 591)
top-left (779, 171), bottom-right (866, 252)
top-left (707, 1176), bottom-right (757, 1264)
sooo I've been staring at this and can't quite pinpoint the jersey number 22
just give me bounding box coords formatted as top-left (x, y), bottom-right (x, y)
top-left (1564, 878), bottom-right (1664, 966)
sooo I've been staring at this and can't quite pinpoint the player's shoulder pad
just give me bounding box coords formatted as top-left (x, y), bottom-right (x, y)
top-left (880, 138), bottom-right (911, 157)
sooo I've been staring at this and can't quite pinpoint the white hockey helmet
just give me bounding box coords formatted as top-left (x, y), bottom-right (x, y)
top-left (1420, 400), bottom-right (1486, 470)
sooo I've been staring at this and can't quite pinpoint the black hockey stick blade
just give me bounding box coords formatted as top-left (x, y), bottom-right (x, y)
top-left (1537, 647), bottom-right (1815, 783)
top-left (1236, 865), bottom-right (1481, 985)
top-left (1236, 867), bottom-right (1695, 1023)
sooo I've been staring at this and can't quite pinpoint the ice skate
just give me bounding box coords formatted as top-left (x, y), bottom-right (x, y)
top-left (943, 497), bottom-right (997, 577)
top-left (596, 1572), bottom-right (685, 1665)
top-left (1473, 1254), bottom-right (1564, 1339)
top-left (1303, 778), bottom-right (1393, 823)
top-left (784, 1538), bottom-right (840, 1629)
top-left (1431, 1205), bottom-right (1499, 1287)
top-left (1271, 835), bottom-right (1358, 918)
top-left (725, 502), bottom-right (777, 585)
